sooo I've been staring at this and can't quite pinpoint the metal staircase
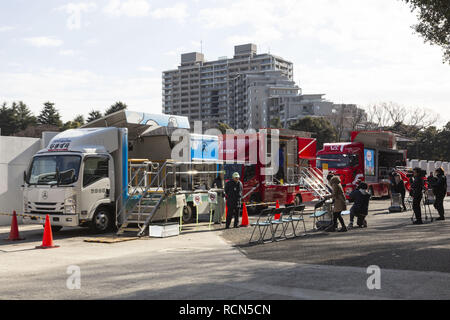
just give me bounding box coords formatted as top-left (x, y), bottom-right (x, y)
top-left (299, 167), bottom-right (331, 199)
top-left (116, 160), bottom-right (176, 237)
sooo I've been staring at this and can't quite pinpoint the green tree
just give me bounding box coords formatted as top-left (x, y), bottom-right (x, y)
top-left (87, 110), bottom-right (103, 123)
top-left (62, 115), bottom-right (85, 131)
top-left (105, 101), bottom-right (127, 116)
top-left (0, 102), bottom-right (17, 136)
top-left (436, 122), bottom-right (450, 160)
top-left (270, 117), bottom-right (283, 129)
top-left (289, 116), bottom-right (337, 149)
top-left (12, 101), bottom-right (36, 131)
top-left (73, 115), bottom-right (85, 126)
top-left (37, 102), bottom-right (62, 127)
top-left (216, 122), bottom-right (234, 134)
top-left (406, 126), bottom-right (440, 160)
top-left (403, 0), bottom-right (450, 64)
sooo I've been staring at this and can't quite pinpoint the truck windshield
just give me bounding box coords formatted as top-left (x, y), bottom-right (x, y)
top-left (317, 154), bottom-right (351, 169)
top-left (27, 155), bottom-right (81, 185)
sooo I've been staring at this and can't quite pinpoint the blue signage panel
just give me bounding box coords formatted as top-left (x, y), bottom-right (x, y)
top-left (364, 148), bottom-right (375, 176)
top-left (191, 135), bottom-right (219, 161)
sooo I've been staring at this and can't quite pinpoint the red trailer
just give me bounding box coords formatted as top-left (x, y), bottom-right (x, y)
top-left (316, 131), bottom-right (407, 198)
top-left (219, 129), bottom-right (326, 211)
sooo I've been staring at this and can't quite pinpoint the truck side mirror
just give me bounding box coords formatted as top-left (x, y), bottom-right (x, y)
top-left (23, 171), bottom-right (27, 183)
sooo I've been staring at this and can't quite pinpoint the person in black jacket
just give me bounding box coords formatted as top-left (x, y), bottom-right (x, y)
top-left (428, 168), bottom-right (447, 221)
top-left (410, 167), bottom-right (424, 224)
top-left (348, 182), bottom-right (371, 228)
top-left (225, 172), bottom-right (243, 229)
top-left (391, 173), bottom-right (407, 211)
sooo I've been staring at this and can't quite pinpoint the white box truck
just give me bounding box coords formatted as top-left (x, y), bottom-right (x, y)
top-left (22, 127), bottom-right (131, 232)
top-left (21, 111), bottom-right (222, 234)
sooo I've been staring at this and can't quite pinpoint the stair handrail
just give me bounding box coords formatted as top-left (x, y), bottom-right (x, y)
top-left (116, 161), bottom-right (172, 228)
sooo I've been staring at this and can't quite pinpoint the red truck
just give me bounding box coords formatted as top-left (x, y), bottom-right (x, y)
top-left (316, 131), bottom-right (407, 198)
top-left (219, 129), bottom-right (325, 212)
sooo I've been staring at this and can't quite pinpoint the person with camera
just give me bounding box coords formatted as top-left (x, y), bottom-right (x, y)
top-left (410, 167), bottom-right (425, 224)
top-left (427, 168), bottom-right (447, 221)
top-left (348, 182), bottom-right (371, 229)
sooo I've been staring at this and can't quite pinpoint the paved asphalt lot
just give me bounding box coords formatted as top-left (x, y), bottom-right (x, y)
top-left (0, 198), bottom-right (449, 300)
top-left (223, 199), bottom-right (450, 274)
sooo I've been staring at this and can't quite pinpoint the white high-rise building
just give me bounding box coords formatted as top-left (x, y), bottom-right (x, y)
top-left (162, 44), bottom-right (294, 129)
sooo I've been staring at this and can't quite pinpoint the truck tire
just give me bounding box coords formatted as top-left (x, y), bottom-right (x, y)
top-left (90, 207), bottom-right (113, 233)
top-left (248, 194), bottom-right (263, 215)
top-left (182, 204), bottom-right (194, 224)
top-left (294, 195), bottom-right (303, 206)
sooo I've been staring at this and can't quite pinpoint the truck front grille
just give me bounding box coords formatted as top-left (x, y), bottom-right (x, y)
top-left (30, 202), bottom-right (64, 214)
top-left (34, 202), bottom-right (57, 206)
top-left (31, 211), bottom-right (63, 215)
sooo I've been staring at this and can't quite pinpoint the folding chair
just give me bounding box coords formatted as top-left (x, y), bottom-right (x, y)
top-left (280, 206), bottom-right (296, 239)
top-left (249, 208), bottom-right (274, 245)
top-left (270, 208), bottom-right (286, 242)
top-left (286, 204), bottom-right (307, 237)
top-left (310, 199), bottom-right (332, 231)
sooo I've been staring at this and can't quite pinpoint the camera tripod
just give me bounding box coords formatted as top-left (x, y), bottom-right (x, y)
top-left (410, 189), bottom-right (435, 223)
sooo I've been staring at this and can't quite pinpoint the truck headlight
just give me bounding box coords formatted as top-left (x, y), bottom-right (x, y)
top-left (64, 205), bottom-right (76, 214)
top-left (64, 195), bottom-right (76, 214)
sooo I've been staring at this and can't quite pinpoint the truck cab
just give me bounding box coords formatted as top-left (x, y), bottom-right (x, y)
top-left (22, 127), bottom-right (125, 232)
top-left (317, 131), bottom-right (407, 198)
top-left (317, 142), bottom-right (364, 196)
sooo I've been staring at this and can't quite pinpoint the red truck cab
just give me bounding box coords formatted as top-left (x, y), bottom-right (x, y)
top-left (317, 131), bottom-right (407, 198)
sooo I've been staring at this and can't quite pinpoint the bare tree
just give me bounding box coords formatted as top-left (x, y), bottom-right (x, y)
top-left (328, 104), bottom-right (367, 141)
top-left (363, 102), bottom-right (438, 134)
top-left (407, 106), bottom-right (439, 129)
top-left (365, 103), bottom-right (394, 129)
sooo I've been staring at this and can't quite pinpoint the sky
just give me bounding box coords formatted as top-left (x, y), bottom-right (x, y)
top-left (0, 0), bottom-right (450, 124)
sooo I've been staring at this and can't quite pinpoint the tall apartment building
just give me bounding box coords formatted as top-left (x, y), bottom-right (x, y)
top-left (162, 44), bottom-right (294, 129)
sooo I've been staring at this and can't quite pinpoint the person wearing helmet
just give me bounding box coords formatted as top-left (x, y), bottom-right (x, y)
top-left (225, 172), bottom-right (243, 229)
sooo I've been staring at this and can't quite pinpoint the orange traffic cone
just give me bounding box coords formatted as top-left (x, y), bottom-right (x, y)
top-left (240, 203), bottom-right (249, 227)
top-left (274, 200), bottom-right (281, 220)
top-left (222, 203), bottom-right (228, 223)
top-left (5, 211), bottom-right (24, 241)
top-left (36, 215), bottom-right (59, 249)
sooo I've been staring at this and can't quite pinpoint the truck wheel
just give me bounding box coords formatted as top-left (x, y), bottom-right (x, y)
top-left (294, 195), bottom-right (303, 206)
top-left (90, 207), bottom-right (113, 233)
top-left (248, 194), bottom-right (262, 215)
top-left (182, 204), bottom-right (194, 223)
